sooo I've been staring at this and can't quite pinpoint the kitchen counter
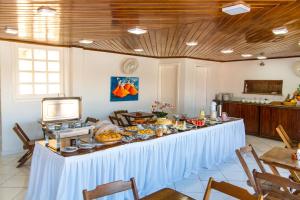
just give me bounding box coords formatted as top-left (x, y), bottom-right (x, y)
top-left (222, 100), bottom-right (300, 110)
top-left (222, 101), bottom-right (300, 141)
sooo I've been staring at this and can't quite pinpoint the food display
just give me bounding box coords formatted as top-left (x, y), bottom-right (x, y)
top-left (133, 118), bottom-right (147, 124)
top-left (125, 126), bottom-right (139, 132)
top-left (155, 118), bottom-right (173, 126)
top-left (283, 100), bottom-right (297, 106)
top-left (95, 130), bottom-right (122, 143)
top-left (121, 131), bottom-right (134, 136)
top-left (137, 129), bottom-right (155, 135)
top-left (294, 84), bottom-right (300, 101)
top-left (188, 119), bottom-right (206, 127)
top-left (174, 121), bottom-right (188, 131)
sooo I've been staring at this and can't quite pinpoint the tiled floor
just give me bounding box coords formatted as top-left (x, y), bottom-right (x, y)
top-left (0, 135), bottom-right (287, 200)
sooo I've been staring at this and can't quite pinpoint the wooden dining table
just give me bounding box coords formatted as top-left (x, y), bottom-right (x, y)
top-left (141, 188), bottom-right (195, 200)
top-left (260, 147), bottom-right (300, 182)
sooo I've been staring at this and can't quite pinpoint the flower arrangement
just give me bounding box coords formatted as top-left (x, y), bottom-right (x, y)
top-left (151, 101), bottom-right (175, 118)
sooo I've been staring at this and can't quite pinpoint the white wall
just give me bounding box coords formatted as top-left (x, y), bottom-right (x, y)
top-left (159, 58), bottom-right (222, 115)
top-left (220, 58), bottom-right (300, 101)
top-left (0, 43), bottom-right (159, 155)
top-left (70, 48), bottom-right (160, 120)
top-left (0, 41), bottom-right (70, 155)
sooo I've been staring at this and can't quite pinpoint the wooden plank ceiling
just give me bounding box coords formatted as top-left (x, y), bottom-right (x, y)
top-left (0, 0), bottom-right (300, 61)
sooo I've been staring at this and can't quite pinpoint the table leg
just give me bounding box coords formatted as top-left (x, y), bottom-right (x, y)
top-left (290, 170), bottom-right (300, 183)
top-left (268, 165), bottom-right (280, 176)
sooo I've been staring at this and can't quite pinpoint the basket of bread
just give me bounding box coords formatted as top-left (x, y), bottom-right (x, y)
top-left (95, 130), bottom-right (122, 144)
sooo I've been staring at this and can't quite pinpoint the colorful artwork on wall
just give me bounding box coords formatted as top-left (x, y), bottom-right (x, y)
top-left (110, 76), bottom-right (139, 101)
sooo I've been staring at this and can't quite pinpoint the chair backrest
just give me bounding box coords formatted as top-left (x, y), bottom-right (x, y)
top-left (276, 125), bottom-right (293, 149)
top-left (82, 178), bottom-right (139, 200)
top-left (13, 123), bottom-right (31, 149)
top-left (113, 110), bottom-right (129, 126)
top-left (203, 177), bottom-right (263, 200)
top-left (113, 110), bottom-right (128, 117)
top-left (109, 115), bottom-right (125, 127)
top-left (253, 170), bottom-right (300, 200)
top-left (235, 144), bottom-right (266, 193)
top-left (85, 117), bottom-right (99, 124)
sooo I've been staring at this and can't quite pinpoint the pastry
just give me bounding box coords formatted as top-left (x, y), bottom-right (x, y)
top-left (138, 129), bottom-right (154, 135)
top-left (125, 126), bottom-right (138, 131)
top-left (95, 130), bottom-right (122, 143)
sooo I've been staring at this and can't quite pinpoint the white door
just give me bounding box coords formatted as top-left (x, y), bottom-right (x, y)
top-left (193, 66), bottom-right (208, 116)
top-left (184, 66), bottom-right (208, 117)
top-left (159, 63), bottom-right (179, 114)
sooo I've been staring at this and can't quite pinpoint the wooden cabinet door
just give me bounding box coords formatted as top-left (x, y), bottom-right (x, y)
top-left (241, 104), bottom-right (259, 135)
top-left (271, 108), bottom-right (299, 141)
top-left (260, 106), bottom-right (274, 138)
top-left (226, 102), bottom-right (242, 118)
top-left (261, 107), bottom-right (300, 141)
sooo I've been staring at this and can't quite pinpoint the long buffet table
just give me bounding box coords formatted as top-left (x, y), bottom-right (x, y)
top-left (26, 119), bottom-right (245, 200)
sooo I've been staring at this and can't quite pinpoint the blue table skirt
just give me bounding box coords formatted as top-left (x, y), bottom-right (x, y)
top-left (26, 119), bottom-right (245, 200)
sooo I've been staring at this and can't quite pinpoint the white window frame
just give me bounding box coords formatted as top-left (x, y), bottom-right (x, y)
top-left (13, 43), bottom-right (65, 101)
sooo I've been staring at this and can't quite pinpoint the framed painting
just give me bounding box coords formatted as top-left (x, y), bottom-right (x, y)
top-left (110, 76), bottom-right (139, 101)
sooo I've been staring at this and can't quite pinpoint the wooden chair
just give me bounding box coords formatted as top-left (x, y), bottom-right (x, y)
top-left (85, 117), bottom-right (99, 124)
top-left (253, 170), bottom-right (300, 200)
top-left (113, 110), bottom-right (130, 126)
top-left (13, 123), bottom-right (40, 168)
top-left (276, 125), bottom-right (296, 149)
top-left (275, 125), bottom-right (300, 183)
top-left (82, 178), bottom-right (139, 200)
top-left (109, 115), bottom-right (126, 127)
top-left (203, 177), bottom-right (263, 200)
top-left (236, 144), bottom-right (267, 193)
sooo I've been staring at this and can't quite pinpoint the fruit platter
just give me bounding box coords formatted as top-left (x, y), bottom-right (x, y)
top-left (187, 118), bottom-right (206, 127)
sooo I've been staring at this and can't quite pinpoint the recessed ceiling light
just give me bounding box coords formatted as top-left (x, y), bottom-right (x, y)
top-left (79, 39), bottom-right (93, 44)
top-left (127, 27), bottom-right (147, 35)
top-left (298, 41), bottom-right (300, 46)
top-left (221, 49), bottom-right (234, 54)
top-left (4, 26), bottom-right (18, 35)
top-left (134, 48), bottom-right (144, 52)
top-left (186, 41), bottom-right (198, 46)
top-left (37, 6), bottom-right (56, 17)
top-left (222, 1), bottom-right (251, 15)
top-left (272, 27), bottom-right (288, 35)
top-left (257, 55), bottom-right (267, 60)
top-left (241, 54), bottom-right (252, 58)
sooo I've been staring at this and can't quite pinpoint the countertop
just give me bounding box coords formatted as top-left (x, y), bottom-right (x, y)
top-left (222, 100), bottom-right (300, 110)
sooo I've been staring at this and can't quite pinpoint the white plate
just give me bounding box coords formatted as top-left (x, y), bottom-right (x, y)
top-left (61, 146), bottom-right (78, 153)
top-left (79, 143), bottom-right (95, 149)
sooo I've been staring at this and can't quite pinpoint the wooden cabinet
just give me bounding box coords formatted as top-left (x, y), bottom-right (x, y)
top-left (224, 102), bottom-right (242, 118)
top-left (223, 102), bottom-right (259, 135)
top-left (260, 106), bottom-right (275, 139)
top-left (261, 107), bottom-right (300, 141)
top-left (223, 102), bottom-right (300, 141)
top-left (241, 104), bottom-right (260, 135)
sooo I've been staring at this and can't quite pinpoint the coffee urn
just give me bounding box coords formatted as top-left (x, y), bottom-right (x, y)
top-left (217, 103), bottom-right (222, 117)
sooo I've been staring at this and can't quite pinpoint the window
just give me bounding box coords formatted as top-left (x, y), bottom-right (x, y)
top-left (16, 46), bottom-right (63, 98)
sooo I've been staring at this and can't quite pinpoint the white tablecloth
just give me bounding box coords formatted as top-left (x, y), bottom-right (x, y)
top-left (26, 119), bottom-right (245, 200)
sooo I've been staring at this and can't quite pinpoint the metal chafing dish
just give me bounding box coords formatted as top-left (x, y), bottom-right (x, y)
top-left (41, 97), bottom-right (93, 140)
top-left (42, 97), bottom-right (82, 123)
